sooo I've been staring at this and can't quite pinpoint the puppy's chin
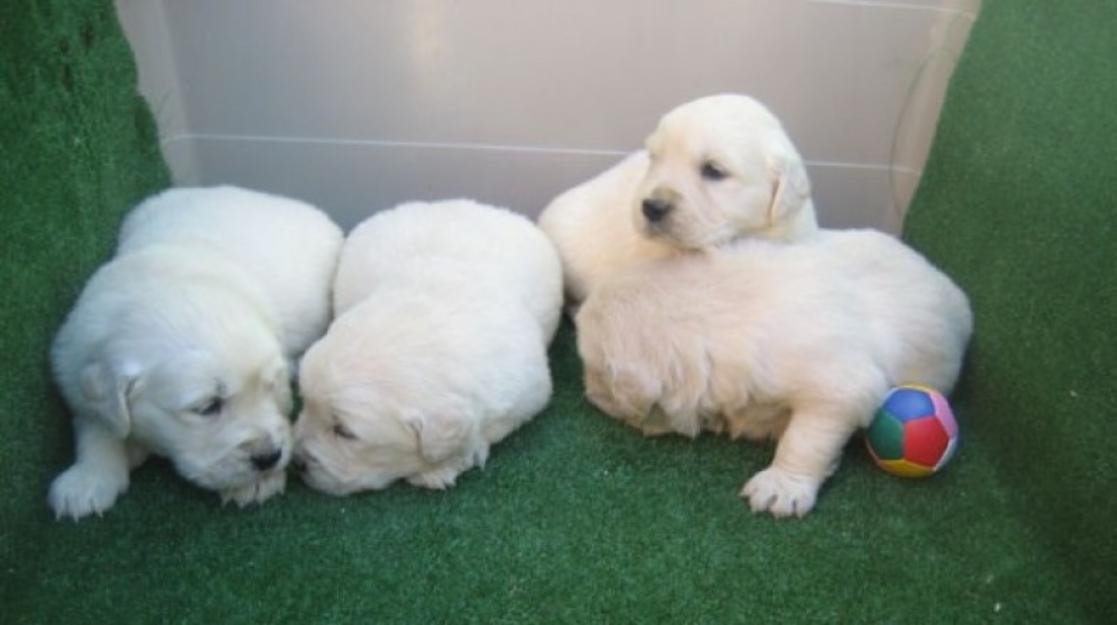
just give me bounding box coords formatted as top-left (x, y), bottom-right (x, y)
top-left (634, 215), bottom-right (712, 251)
top-left (298, 469), bottom-right (351, 496)
top-left (175, 450), bottom-right (289, 493)
top-left (301, 465), bottom-right (394, 496)
top-left (219, 470), bottom-right (288, 507)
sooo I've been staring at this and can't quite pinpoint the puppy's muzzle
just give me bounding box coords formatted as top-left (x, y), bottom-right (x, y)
top-left (641, 198), bottom-right (673, 223)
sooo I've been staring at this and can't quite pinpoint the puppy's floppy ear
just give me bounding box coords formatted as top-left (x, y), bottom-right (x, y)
top-left (406, 412), bottom-right (473, 464)
top-left (767, 140), bottom-right (811, 228)
top-left (79, 361), bottom-right (141, 437)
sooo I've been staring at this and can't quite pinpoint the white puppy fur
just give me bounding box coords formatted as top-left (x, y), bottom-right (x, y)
top-left (294, 199), bottom-right (563, 495)
top-left (539, 94), bottom-right (819, 303)
top-left (50, 186), bottom-right (343, 519)
top-left (576, 229), bottom-right (973, 518)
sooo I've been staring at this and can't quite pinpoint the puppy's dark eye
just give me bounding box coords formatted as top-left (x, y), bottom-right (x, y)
top-left (196, 397), bottom-right (223, 417)
top-left (333, 423), bottom-right (357, 440)
top-left (700, 162), bottom-right (728, 181)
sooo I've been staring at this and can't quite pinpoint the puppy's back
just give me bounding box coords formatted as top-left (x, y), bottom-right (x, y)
top-left (579, 231), bottom-right (973, 415)
top-left (335, 199), bottom-right (563, 341)
top-left (812, 229), bottom-right (973, 392)
top-left (118, 186), bottom-right (343, 356)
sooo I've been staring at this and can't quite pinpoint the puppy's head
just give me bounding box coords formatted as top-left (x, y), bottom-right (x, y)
top-left (80, 308), bottom-right (292, 495)
top-left (634, 94), bottom-right (813, 249)
top-left (292, 311), bottom-right (476, 495)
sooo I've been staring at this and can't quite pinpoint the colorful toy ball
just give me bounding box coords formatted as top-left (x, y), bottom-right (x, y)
top-left (865, 384), bottom-right (959, 478)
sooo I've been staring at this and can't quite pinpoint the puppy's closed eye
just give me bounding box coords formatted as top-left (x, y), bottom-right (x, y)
top-left (333, 421), bottom-right (358, 440)
top-left (195, 397), bottom-right (223, 417)
top-left (700, 161), bottom-right (728, 181)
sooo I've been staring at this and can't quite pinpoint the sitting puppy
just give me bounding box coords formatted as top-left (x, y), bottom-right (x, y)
top-left (538, 94), bottom-right (819, 304)
top-left (294, 199), bottom-right (562, 494)
top-left (576, 229), bottom-right (973, 518)
top-left (50, 186), bottom-right (343, 519)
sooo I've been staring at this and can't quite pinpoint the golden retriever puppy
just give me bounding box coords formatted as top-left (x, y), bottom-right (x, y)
top-left (576, 230), bottom-right (973, 518)
top-left (50, 186), bottom-right (343, 519)
top-left (539, 94), bottom-right (818, 304)
top-left (294, 199), bottom-right (563, 494)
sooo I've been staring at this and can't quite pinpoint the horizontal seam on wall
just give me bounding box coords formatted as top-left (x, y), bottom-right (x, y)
top-left (806, 0), bottom-right (978, 20)
top-left (162, 133), bottom-right (921, 176)
top-left (161, 133), bottom-right (630, 158)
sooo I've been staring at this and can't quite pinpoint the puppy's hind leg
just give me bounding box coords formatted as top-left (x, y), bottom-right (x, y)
top-left (48, 418), bottom-right (131, 520)
top-left (740, 404), bottom-right (858, 519)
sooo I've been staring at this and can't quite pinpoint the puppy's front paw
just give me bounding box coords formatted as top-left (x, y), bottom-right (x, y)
top-left (48, 464), bottom-right (129, 521)
top-left (407, 466), bottom-right (463, 490)
top-left (221, 471), bottom-right (287, 507)
top-left (740, 467), bottom-right (821, 519)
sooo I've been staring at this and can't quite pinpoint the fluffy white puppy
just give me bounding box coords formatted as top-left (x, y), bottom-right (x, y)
top-left (576, 229), bottom-right (973, 518)
top-left (538, 94), bottom-right (819, 304)
top-left (294, 199), bottom-right (562, 495)
top-left (50, 186), bottom-right (343, 519)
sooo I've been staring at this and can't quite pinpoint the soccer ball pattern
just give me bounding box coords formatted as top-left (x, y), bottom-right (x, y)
top-left (865, 385), bottom-right (959, 478)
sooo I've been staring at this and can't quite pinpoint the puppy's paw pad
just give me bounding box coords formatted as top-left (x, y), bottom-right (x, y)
top-left (221, 472), bottom-right (287, 507)
top-left (407, 467), bottom-right (461, 490)
top-left (740, 467), bottom-right (820, 519)
top-left (48, 465), bottom-right (128, 521)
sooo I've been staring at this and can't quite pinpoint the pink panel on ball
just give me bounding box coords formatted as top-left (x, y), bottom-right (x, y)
top-left (934, 436), bottom-right (959, 471)
top-left (930, 391), bottom-right (959, 437)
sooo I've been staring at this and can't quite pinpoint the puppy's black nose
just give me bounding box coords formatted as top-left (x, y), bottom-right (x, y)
top-left (251, 449), bottom-right (283, 471)
top-left (642, 198), bottom-right (673, 223)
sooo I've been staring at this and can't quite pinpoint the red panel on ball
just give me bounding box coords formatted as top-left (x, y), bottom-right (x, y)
top-left (903, 417), bottom-right (950, 466)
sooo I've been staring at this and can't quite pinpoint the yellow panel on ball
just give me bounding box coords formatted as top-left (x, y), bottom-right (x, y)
top-left (876, 458), bottom-right (935, 478)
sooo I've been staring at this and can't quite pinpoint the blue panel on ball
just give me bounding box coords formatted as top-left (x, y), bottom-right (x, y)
top-left (883, 387), bottom-right (935, 422)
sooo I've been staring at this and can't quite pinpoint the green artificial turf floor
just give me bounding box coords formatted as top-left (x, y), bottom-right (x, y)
top-left (2, 1), bottom-right (1114, 623)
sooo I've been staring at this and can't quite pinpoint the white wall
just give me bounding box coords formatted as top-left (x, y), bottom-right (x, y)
top-left (116, 0), bottom-right (979, 232)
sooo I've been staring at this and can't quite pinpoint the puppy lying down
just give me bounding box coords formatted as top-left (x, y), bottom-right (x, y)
top-left (294, 199), bottom-right (563, 494)
top-left (576, 229), bottom-right (973, 518)
top-left (539, 94), bottom-right (819, 304)
top-left (49, 186), bottom-right (343, 519)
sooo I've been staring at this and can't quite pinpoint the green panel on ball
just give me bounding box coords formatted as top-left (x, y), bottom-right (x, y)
top-left (867, 410), bottom-right (905, 460)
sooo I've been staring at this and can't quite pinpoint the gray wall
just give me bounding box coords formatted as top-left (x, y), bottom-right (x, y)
top-left (116, 0), bottom-right (979, 232)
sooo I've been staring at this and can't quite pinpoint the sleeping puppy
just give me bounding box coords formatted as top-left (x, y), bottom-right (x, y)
top-left (50, 186), bottom-right (343, 519)
top-left (293, 199), bottom-right (562, 495)
top-left (576, 229), bottom-right (973, 518)
top-left (538, 94), bottom-right (819, 304)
